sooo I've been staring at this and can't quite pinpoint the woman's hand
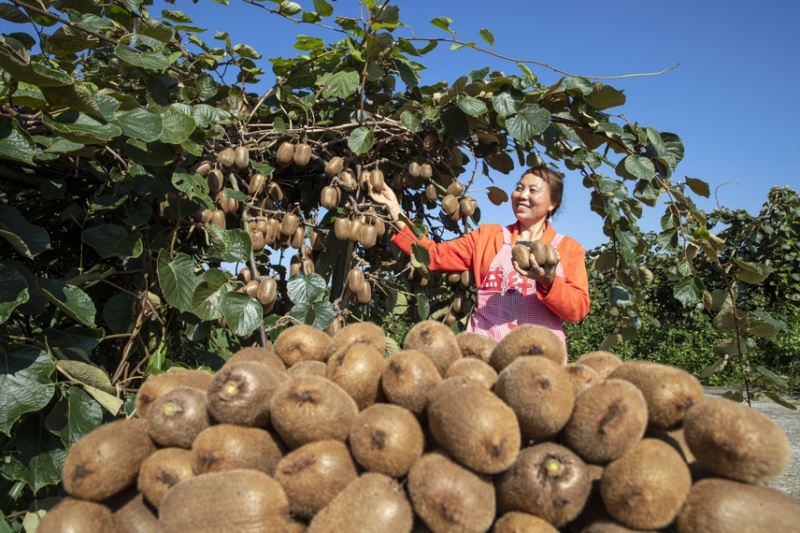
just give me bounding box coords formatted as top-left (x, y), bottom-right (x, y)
top-left (513, 252), bottom-right (559, 291)
top-left (368, 182), bottom-right (403, 222)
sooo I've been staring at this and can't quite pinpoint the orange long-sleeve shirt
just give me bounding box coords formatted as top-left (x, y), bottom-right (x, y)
top-left (390, 221), bottom-right (590, 323)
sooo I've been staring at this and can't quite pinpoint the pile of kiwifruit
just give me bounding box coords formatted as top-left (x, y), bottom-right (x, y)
top-left (39, 322), bottom-right (798, 532)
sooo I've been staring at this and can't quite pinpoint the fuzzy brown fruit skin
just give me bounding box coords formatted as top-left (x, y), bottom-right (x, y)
top-left (146, 386), bottom-right (211, 449)
top-left (348, 403), bottom-right (424, 478)
top-left (326, 341), bottom-right (386, 410)
top-left (455, 331), bottom-right (497, 363)
top-left (206, 360), bottom-right (287, 427)
top-left (407, 450), bottom-right (496, 533)
top-left (490, 324), bottom-right (568, 370)
top-left (493, 511), bottom-right (558, 533)
top-left (206, 168), bottom-right (224, 194)
top-left (158, 469), bottom-right (290, 533)
top-left (575, 350), bottom-right (623, 378)
top-left (256, 276), bottom-right (277, 306)
top-left (137, 447), bottom-right (194, 508)
top-left (216, 146), bottom-right (236, 168)
top-left (134, 369), bottom-right (214, 419)
top-left (37, 498), bottom-right (116, 533)
top-left (676, 477), bottom-right (800, 533)
top-left (191, 423), bottom-right (285, 476)
top-left (511, 243), bottom-right (532, 270)
top-left (601, 438), bottom-right (692, 531)
top-left (380, 349), bottom-right (443, 416)
top-left (402, 319), bottom-right (462, 377)
top-left (293, 142), bottom-right (312, 167)
top-left (324, 156), bottom-right (344, 177)
top-left (273, 323), bottom-right (332, 366)
top-left (682, 397), bottom-right (791, 484)
top-left (445, 357), bottom-right (498, 389)
top-left (346, 268), bottom-right (365, 294)
top-left (234, 145), bottom-right (249, 170)
top-left (530, 240), bottom-right (547, 266)
top-left (320, 185), bottom-right (340, 209)
top-left (62, 418), bottom-right (156, 502)
top-left (276, 141), bottom-right (295, 167)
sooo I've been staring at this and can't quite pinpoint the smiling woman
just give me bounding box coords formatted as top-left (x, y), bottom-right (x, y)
top-left (368, 165), bottom-right (590, 350)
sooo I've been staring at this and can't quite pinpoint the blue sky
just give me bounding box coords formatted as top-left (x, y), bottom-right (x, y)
top-left (169, 0), bottom-right (800, 250)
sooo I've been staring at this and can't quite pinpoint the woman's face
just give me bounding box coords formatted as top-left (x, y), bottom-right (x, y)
top-left (511, 172), bottom-right (555, 226)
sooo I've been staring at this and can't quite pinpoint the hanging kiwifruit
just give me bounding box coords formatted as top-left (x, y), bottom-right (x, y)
top-left (448, 202), bottom-right (462, 222)
top-left (369, 169), bottom-right (385, 192)
top-left (346, 268), bottom-right (365, 294)
top-left (234, 145), bottom-right (250, 171)
top-left (325, 156), bottom-right (344, 177)
top-left (333, 216), bottom-right (351, 241)
top-left (355, 279), bottom-right (372, 303)
top-left (459, 197), bottom-right (477, 217)
top-left (207, 360), bottom-right (287, 427)
top-left (249, 173), bottom-right (266, 196)
top-left (459, 269), bottom-right (474, 288)
top-left (138, 447), bottom-right (194, 508)
top-left (237, 266), bottom-right (252, 284)
top-left (441, 194), bottom-right (459, 216)
top-left (358, 170), bottom-right (371, 192)
top-left (276, 141), bottom-right (295, 167)
top-left (347, 403), bottom-right (424, 478)
top-left (207, 168), bottom-right (224, 194)
top-left (424, 183), bottom-right (438, 202)
top-left (217, 146), bottom-right (236, 168)
top-left (192, 160), bottom-right (212, 177)
top-left (146, 386), bottom-right (211, 449)
top-left (264, 218), bottom-right (280, 245)
top-left (489, 324), bottom-right (568, 371)
top-left (512, 243), bottom-right (532, 270)
top-left (291, 225), bottom-right (305, 249)
top-left (408, 161), bottom-right (421, 178)
top-left (273, 323), bottom-right (332, 366)
top-left (280, 212), bottom-right (300, 237)
top-left (135, 369), bottom-right (214, 419)
top-left (446, 181), bottom-right (464, 197)
top-left (359, 223), bottom-right (378, 249)
top-left (256, 277), bottom-right (277, 307)
top-left (402, 319), bottom-right (462, 377)
top-left (251, 230), bottom-right (265, 252)
top-left (320, 185), bottom-right (340, 209)
top-left (215, 190), bottom-right (237, 214)
top-left (347, 217), bottom-right (362, 242)
top-left (419, 163), bottom-right (433, 179)
top-left (255, 218), bottom-right (269, 234)
top-left (326, 341), bottom-right (386, 409)
top-left (191, 423), bottom-right (285, 476)
top-left (380, 349), bottom-right (443, 416)
top-left (293, 142), bottom-right (312, 167)
top-left (36, 498), bottom-right (116, 533)
top-left (268, 181), bottom-right (285, 201)
top-left (339, 169), bottom-right (357, 192)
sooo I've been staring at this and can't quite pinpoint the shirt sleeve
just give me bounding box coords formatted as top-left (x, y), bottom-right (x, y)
top-left (389, 224), bottom-right (481, 273)
top-left (536, 236), bottom-right (590, 323)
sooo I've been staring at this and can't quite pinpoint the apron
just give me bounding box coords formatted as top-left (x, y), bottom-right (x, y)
top-left (467, 225), bottom-right (566, 344)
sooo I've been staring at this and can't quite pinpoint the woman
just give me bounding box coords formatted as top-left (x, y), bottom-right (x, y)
top-left (368, 165), bottom-right (590, 345)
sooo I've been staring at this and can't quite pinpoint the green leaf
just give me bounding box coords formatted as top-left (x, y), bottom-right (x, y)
top-left (55, 360), bottom-right (114, 394)
top-left (116, 108), bottom-right (162, 142)
top-left (82, 385), bottom-right (123, 415)
top-left (206, 225), bottom-right (252, 263)
top-left (81, 225), bottom-right (143, 259)
top-left (410, 243), bottom-right (431, 277)
top-left (287, 273), bottom-right (327, 304)
top-left (43, 110), bottom-right (122, 144)
top-left (220, 291), bottom-right (263, 337)
top-left (585, 83), bottom-right (626, 110)
top-left (673, 275), bottom-right (704, 308)
top-left (0, 114), bottom-right (37, 164)
top-left (39, 326), bottom-right (104, 363)
top-left (492, 92), bottom-right (518, 118)
top-left (45, 386), bottom-right (103, 448)
top-left (28, 433), bottom-right (66, 494)
top-left (623, 155), bottom-right (656, 181)
top-left (416, 293), bottom-right (430, 320)
top-left (745, 310), bottom-right (786, 338)
top-left (393, 57), bottom-right (420, 88)
top-left (506, 105), bottom-right (551, 141)
top-left (38, 279), bottom-right (97, 327)
top-left (313, 0), bottom-right (334, 17)
top-left (734, 259), bottom-right (774, 284)
top-left (0, 205), bottom-right (50, 258)
top-left (0, 345), bottom-right (56, 436)
top-left (318, 70), bottom-right (359, 99)
top-left (157, 252), bottom-right (201, 314)
top-left (114, 43), bottom-right (170, 70)
top-left (309, 300), bottom-right (336, 330)
top-left (762, 391), bottom-right (797, 410)
top-left (171, 169), bottom-right (212, 208)
top-left (0, 3), bottom-right (30, 23)
top-left (610, 285), bottom-right (634, 309)
top-left (478, 28), bottom-right (494, 47)
top-left (348, 127), bottom-right (374, 155)
top-left (159, 104), bottom-right (197, 145)
top-left (756, 365), bottom-right (788, 389)
top-left (430, 17), bottom-right (453, 32)
top-left (684, 177), bottom-right (710, 198)
top-left (457, 95), bottom-right (487, 116)
top-left (191, 269), bottom-right (231, 321)
top-left (0, 263), bottom-right (29, 324)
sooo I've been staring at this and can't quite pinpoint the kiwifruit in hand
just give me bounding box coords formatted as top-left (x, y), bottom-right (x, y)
top-left (455, 331), bottom-right (497, 363)
top-left (325, 156), bottom-right (344, 177)
top-left (134, 369), bottom-right (213, 419)
top-left (445, 357), bottom-right (498, 389)
top-left (146, 386), bottom-right (210, 449)
top-left (37, 498), bottom-right (115, 533)
top-left (206, 360), bottom-right (287, 427)
top-left (274, 323), bottom-right (332, 366)
top-left (575, 350), bottom-right (622, 378)
top-left (494, 355), bottom-right (575, 444)
top-left (348, 403), bottom-right (424, 478)
top-left (191, 423), bottom-right (284, 476)
top-left (600, 438), bottom-right (692, 530)
top-left (137, 447), bottom-right (194, 508)
top-left (325, 321), bottom-right (386, 362)
top-left (380, 349), bottom-right (443, 416)
top-left (274, 439), bottom-right (359, 519)
top-left (682, 397), bottom-right (791, 484)
top-left (496, 442), bottom-right (592, 528)
top-left (158, 469), bottom-right (289, 533)
top-left (326, 341), bottom-right (386, 410)
top-left (62, 418), bottom-right (156, 501)
top-left (609, 360), bottom-right (705, 430)
top-left (565, 361), bottom-right (603, 397)
top-left (287, 359), bottom-right (328, 377)
top-left (293, 142), bottom-right (312, 167)
top-left (369, 169), bottom-right (385, 192)
top-left (544, 243), bottom-right (559, 266)
top-left (676, 477), bottom-right (800, 533)
top-left (530, 240), bottom-right (547, 266)
top-left (217, 146), bottom-right (236, 168)
top-left (224, 345), bottom-right (283, 372)
top-left (511, 243), bottom-right (532, 269)
top-left (427, 376), bottom-right (521, 474)
top-left (407, 450), bottom-right (496, 533)
top-left (402, 319), bottom-right (462, 377)
top-left (490, 324), bottom-right (568, 371)
top-left (276, 141), bottom-right (295, 167)
top-left (493, 511), bottom-right (559, 533)
top-left (269, 375), bottom-right (359, 449)
top-left (561, 378), bottom-right (648, 465)
top-left (306, 472), bottom-right (414, 533)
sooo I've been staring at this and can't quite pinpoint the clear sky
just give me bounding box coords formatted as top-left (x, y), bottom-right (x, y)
top-left (167, 0), bottom-right (800, 250)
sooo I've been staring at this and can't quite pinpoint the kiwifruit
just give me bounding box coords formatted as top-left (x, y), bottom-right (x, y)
top-left (346, 268), bottom-right (365, 294)
top-left (234, 145), bottom-right (249, 170)
top-left (407, 450), bottom-right (496, 533)
top-left (264, 217), bottom-right (280, 244)
top-left (609, 360), bottom-right (704, 430)
top-left (256, 276), bottom-right (277, 307)
top-left (36, 498), bottom-right (115, 533)
top-left (496, 442), bottom-right (592, 528)
top-left (380, 349), bottom-right (443, 416)
top-left (287, 359), bottom-right (328, 377)
top-left (494, 511), bottom-right (559, 533)
top-left (217, 146), bottom-right (236, 168)
top-left (320, 185), bottom-right (340, 209)
top-left (269, 375), bottom-right (359, 449)
top-left (251, 229), bottom-right (265, 251)
top-left (307, 472), bottom-right (414, 533)
top-left (494, 355), bottom-right (576, 444)
top-left (369, 169), bottom-right (385, 192)
top-left (530, 240), bottom-right (547, 266)
top-left (459, 197), bottom-right (477, 218)
top-left (158, 469), bottom-right (290, 533)
top-left (575, 351), bottom-right (622, 378)
top-left (448, 202), bottom-right (462, 222)
top-left (600, 438), bottom-right (692, 530)
top-left (137, 447), bottom-right (194, 508)
top-left (402, 319), bottom-right (462, 377)
top-left (276, 141), bottom-right (295, 167)
top-left (490, 324), bottom-right (568, 371)
top-left (455, 331), bottom-right (497, 363)
top-left (280, 212), bottom-right (300, 237)
top-left (422, 133), bottom-right (440, 152)
top-left (676, 477), bottom-right (800, 532)
top-left (511, 243), bottom-right (531, 269)
top-left (460, 268), bottom-right (474, 288)
top-left (347, 217), bottom-right (362, 242)
top-left (273, 324), bottom-right (332, 367)
top-left (224, 345), bottom-right (283, 372)
top-left (441, 193), bottom-right (459, 215)
top-left (325, 156), bottom-right (344, 177)
top-left (419, 163), bottom-right (433, 179)
top-left (62, 418), bottom-right (156, 501)
top-left (294, 142), bottom-right (312, 167)
top-left (106, 488), bottom-right (158, 533)
top-left (215, 189), bottom-right (237, 213)
top-left (326, 341), bottom-right (386, 410)
top-left (339, 169), bottom-right (357, 191)
top-left (206, 360), bottom-right (287, 427)
top-left (146, 386), bottom-right (210, 449)
top-left (425, 183), bottom-right (438, 202)
top-left (682, 397), bottom-right (791, 484)
top-left (544, 243), bottom-right (559, 266)
top-left (325, 321), bottom-right (386, 361)
top-left (248, 172), bottom-right (266, 195)
top-left (445, 357), bottom-right (498, 389)
top-left (334, 216), bottom-right (351, 241)
top-left (565, 361), bottom-right (603, 397)
top-left (348, 403), bottom-right (424, 478)
top-left (561, 378), bottom-right (648, 465)
top-left (359, 223), bottom-right (378, 249)
top-left (193, 160), bottom-right (212, 177)
top-left (578, 518), bottom-right (657, 532)
top-left (291, 225), bottom-right (306, 249)
top-left (207, 168), bottom-right (224, 194)
top-left (134, 368), bottom-right (213, 419)
top-left (191, 423), bottom-right (284, 476)
top-left (268, 180), bottom-right (285, 201)
top-left (408, 161), bottom-right (421, 177)
top-left (427, 376), bottom-right (521, 474)
top-left (274, 439), bottom-right (359, 520)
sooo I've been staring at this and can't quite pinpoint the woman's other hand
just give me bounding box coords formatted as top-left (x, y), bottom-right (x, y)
top-left (513, 251), bottom-right (559, 291)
